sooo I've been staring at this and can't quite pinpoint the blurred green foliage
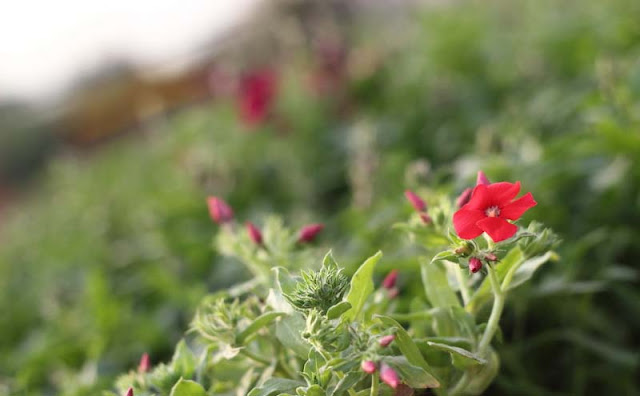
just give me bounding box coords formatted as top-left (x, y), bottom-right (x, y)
top-left (1, 0), bottom-right (639, 394)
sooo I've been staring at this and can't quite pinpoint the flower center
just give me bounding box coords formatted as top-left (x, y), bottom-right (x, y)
top-left (485, 205), bottom-right (501, 217)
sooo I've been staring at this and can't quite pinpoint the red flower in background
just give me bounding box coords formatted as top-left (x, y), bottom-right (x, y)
top-left (238, 69), bottom-right (277, 125)
top-left (207, 196), bottom-right (233, 224)
top-left (297, 223), bottom-right (324, 243)
top-left (453, 181), bottom-right (536, 242)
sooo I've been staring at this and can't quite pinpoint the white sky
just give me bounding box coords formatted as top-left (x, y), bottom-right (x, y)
top-left (0, 0), bottom-right (261, 100)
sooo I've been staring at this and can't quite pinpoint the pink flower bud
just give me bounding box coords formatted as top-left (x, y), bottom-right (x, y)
top-left (381, 269), bottom-right (398, 290)
top-left (207, 196), bottom-right (233, 224)
top-left (379, 335), bottom-right (395, 347)
top-left (297, 223), bottom-right (324, 243)
top-left (476, 170), bottom-right (490, 186)
top-left (380, 363), bottom-right (400, 389)
top-left (125, 388), bottom-right (134, 396)
top-left (456, 187), bottom-right (473, 208)
top-left (404, 190), bottom-right (426, 212)
top-left (485, 252), bottom-right (498, 262)
top-left (387, 287), bottom-right (399, 299)
top-left (138, 353), bottom-right (150, 373)
top-left (246, 222), bottom-right (263, 245)
top-left (419, 213), bottom-right (432, 224)
top-left (361, 360), bottom-right (377, 374)
top-left (469, 257), bottom-right (483, 273)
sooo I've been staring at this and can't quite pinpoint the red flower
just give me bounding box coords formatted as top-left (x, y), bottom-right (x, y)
top-left (476, 170), bottom-right (490, 186)
top-left (297, 223), bottom-right (324, 243)
top-left (125, 388), bottom-right (134, 396)
top-left (207, 197), bottom-right (233, 224)
top-left (238, 69), bottom-right (277, 125)
top-left (453, 181), bottom-right (536, 242)
top-left (404, 190), bottom-right (426, 212)
top-left (246, 222), bottom-right (263, 245)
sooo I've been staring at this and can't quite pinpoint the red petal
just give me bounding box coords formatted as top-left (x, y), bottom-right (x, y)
top-left (453, 209), bottom-right (485, 239)
top-left (500, 192), bottom-right (537, 220)
top-left (476, 217), bottom-right (518, 242)
top-left (487, 181), bottom-right (520, 204)
top-left (464, 185), bottom-right (492, 210)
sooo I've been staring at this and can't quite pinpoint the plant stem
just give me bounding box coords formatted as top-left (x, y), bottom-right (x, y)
top-left (454, 265), bottom-right (472, 306)
top-left (240, 348), bottom-right (272, 366)
top-left (449, 371), bottom-right (471, 396)
top-left (478, 264), bottom-right (504, 354)
top-left (370, 371), bottom-right (379, 396)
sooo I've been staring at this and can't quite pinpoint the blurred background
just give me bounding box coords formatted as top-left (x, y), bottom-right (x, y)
top-left (1, 0), bottom-right (639, 395)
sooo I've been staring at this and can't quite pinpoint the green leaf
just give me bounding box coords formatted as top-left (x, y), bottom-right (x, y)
top-left (322, 250), bottom-right (339, 270)
top-left (275, 313), bottom-right (310, 358)
top-left (375, 315), bottom-right (439, 387)
top-left (421, 259), bottom-right (461, 308)
top-left (507, 251), bottom-right (556, 290)
top-left (237, 312), bottom-right (285, 345)
top-left (169, 378), bottom-right (206, 396)
top-left (273, 267), bottom-right (297, 296)
top-left (466, 247), bottom-right (524, 314)
top-left (430, 250), bottom-right (458, 264)
top-left (427, 341), bottom-right (487, 368)
top-left (383, 356), bottom-right (440, 389)
top-left (171, 340), bottom-right (197, 378)
top-left (344, 251), bottom-right (382, 321)
top-left (326, 301), bottom-right (352, 320)
top-left (330, 371), bottom-right (364, 396)
top-left (247, 378), bottom-right (306, 396)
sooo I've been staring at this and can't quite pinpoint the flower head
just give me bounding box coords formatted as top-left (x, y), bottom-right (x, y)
top-left (380, 363), bottom-right (400, 388)
top-left (207, 197), bottom-right (233, 224)
top-left (404, 190), bottom-right (426, 212)
top-left (469, 257), bottom-right (483, 273)
top-left (238, 68), bottom-right (277, 125)
top-left (298, 223), bottom-right (324, 243)
top-left (138, 353), bottom-right (150, 373)
top-left (246, 222), bottom-right (263, 245)
top-left (361, 360), bottom-right (377, 374)
top-left (453, 181), bottom-right (536, 242)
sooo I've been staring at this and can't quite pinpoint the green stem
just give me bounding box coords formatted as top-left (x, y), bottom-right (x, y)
top-left (478, 264), bottom-right (504, 354)
top-left (449, 371), bottom-right (471, 396)
top-left (370, 371), bottom-right (379, 396)
top-left (240, 348), bottom-right (271, 366)
top-left (454, 265), bottom-right (472, 306)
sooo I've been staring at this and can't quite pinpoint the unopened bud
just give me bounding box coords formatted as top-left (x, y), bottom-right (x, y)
top-left (379, 335), bottom-right (395, 347)
top-left (138, 353), bottom-right (150, 373)
top-left (246, 222), bottom-right (263, 245)
top-left (469, 257), bottom-right (483, 273)
top-left (456, 187), bottom-right (473, 208)
top-left (387, 287), bottom-right (399, 299)
top-left (125, 388), bottom-right (134, 396)
top-left (404, 190), bottom-right (426, 212)
top-left (298, 223), bottom-right (324, 243)
top-left (207, 196), bottom-right (233, 224)
top-left (419, 213), bottom-right (432, 224)
top-left (454, 245), bottom-right (471, 256)
top-left (476, 170), bottom-right (490, 186)
top-left (361, 360), bottom-right (377, 374)
top-left (381, 269), bottom-right (398, 290)
top-left (380, 363), bottom-right (400, 389)
top-left (485, 252), bottom-right (498, 262)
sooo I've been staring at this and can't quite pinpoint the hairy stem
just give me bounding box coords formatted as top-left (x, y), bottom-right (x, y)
top-left (478, 264), bottom-right (504, 354)
top-left (370, 371), bottom-right (379, 396)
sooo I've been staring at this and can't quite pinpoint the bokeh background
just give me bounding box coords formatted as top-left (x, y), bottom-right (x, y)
top-left (1, 0), bottom-right (639, 395)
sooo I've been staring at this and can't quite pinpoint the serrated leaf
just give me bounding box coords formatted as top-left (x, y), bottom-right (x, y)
top-left (383, 356), bottom-right (440, 389)
top-left (237, 312), bottom-right (285, 345)
top-left (275, 313), bottom-right (310, 358)
top-left (421, 259), bottom-right (461, 308)
top-left (326, 301), bottom-right (352, 320)
top-left (169, 378), bottom-right (206, 396)
top-left (344, 251), bottom-right (382, 321)
top-left (247, 378), bottom-right (306, 396)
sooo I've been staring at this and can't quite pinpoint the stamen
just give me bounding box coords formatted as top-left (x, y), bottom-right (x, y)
top-left (485, 205), bottom-right (501, 217)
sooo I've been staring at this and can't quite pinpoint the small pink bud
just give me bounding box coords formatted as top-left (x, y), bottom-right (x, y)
top-left (380, 363), bottom-right (400, 389)
top-left (125, 388), bottom-right (134, 396)
top-left (207, 196), bottom-right (233, 224)
top-left (246, 222), bottom-right (263, 245)
top-left (379, 335), bottom-right (395, 347)
top-left (298, 223), bottom-right (324, 243)
top-left (138, 353), bottom-right (150, 373)
top-left (404, 190), bottom-right (426, 212)
top-left (456, 187), bottom-right (473, 208)
top-left (387, 287), bottom-right (399, 299)
top-left (485, 252), bottom-right (498, 262)
top-left (419, 213), bottom-right (432, 224)
top-left (361, 360), bottom-right (377, 374)
top-left (469, 257), bottom-right (483, 273)
top-left (381, 269), bottom-right (398, 289)
top-left (476, 170), bottom-right (490, 186)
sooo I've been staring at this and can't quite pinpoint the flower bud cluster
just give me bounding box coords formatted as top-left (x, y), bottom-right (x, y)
top-left (191, 296), bottom-right (260, 346)
top-left (285, 265), bottom-right (349, 314)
